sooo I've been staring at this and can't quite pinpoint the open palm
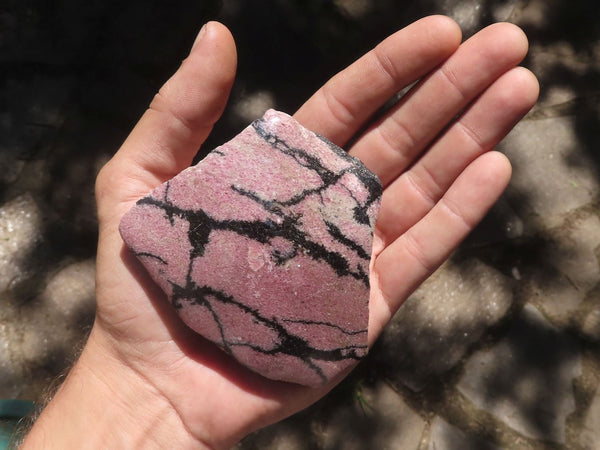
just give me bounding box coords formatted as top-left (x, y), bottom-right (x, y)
top-left (31, 16), bottom-right (538, 449)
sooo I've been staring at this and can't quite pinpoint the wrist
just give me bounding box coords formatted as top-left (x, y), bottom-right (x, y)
top-left (21, 326), bottom-right (207, 449)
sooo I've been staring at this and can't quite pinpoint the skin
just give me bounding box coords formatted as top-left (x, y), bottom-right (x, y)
top-left (22, 16), bottom-right (539, 449)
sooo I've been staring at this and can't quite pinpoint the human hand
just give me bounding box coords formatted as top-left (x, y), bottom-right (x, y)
top-left (23, 17), bottom-right (538, 449)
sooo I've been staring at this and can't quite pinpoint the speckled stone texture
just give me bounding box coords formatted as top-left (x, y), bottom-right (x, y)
top-left (119, 110), bottom-right (381, 386)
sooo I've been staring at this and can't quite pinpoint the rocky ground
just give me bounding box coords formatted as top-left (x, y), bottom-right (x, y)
top-left (1, 0), bottom-right (599, 448)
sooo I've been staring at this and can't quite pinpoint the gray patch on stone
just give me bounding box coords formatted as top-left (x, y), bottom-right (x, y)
top-left (376, 259), bottom-right (513, 390)
top-left (458, 304), bottom-right (580, 443)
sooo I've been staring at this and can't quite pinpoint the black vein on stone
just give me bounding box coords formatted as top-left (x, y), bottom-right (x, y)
top-left (281, 318), bottom-right (368, 335)
top-left (134, 251), bottom-right (167, 265)
top-left (313, 132), bottom-right (382, 208)
top-left (252, 120), bottom-right (382, 209)
top-left (324, 221), bottom-right (370, 260)
top-left (202, 296), bottom-right (231, 353)
top-left (163, 181), bottom-right (175, 225)
top-left (170, 281), bottom-right (367, 383)
top-left (135, 192), bottom-right (368, 382)
top-left (228, 119), bottom-right (381, 268)
top-left (136, 195), bottom-right (369, 286)
top-left (252, 121), bottom-right (337, 186)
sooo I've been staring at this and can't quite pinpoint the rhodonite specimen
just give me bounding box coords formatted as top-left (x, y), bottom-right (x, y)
top-left (119, 109), bottom-right (382, 386)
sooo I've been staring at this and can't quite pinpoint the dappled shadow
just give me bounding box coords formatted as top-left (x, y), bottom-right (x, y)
top-left (240, 365), bottom-right (426, 449)
top-left (458, 304), bottom-right (581, 444)
top-left (202, 0), bottom-right (440, 152)
top-left (1, 0), bottom-right (599, 447)
top-left (521, 0), bottom-right (600, 169)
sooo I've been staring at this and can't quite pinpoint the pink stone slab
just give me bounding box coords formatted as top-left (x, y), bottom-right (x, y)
top-left (119, 110), bottom-right (381, 386)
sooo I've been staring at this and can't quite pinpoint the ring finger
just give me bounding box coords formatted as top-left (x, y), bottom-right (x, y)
top-left (349, 22), bottom-right (529, 186)
top-left (376, 66), bottom-right (539, 246)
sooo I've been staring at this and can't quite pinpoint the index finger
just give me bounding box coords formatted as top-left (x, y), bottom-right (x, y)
top-left (293, 15), bottom-right (462, 146)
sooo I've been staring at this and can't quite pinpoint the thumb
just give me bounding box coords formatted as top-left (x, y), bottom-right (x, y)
top-left (96, 21), bottom-right (237, 223)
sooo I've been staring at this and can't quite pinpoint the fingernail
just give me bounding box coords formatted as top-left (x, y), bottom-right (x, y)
top-left (192, 22), bottom-right (210, 51)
